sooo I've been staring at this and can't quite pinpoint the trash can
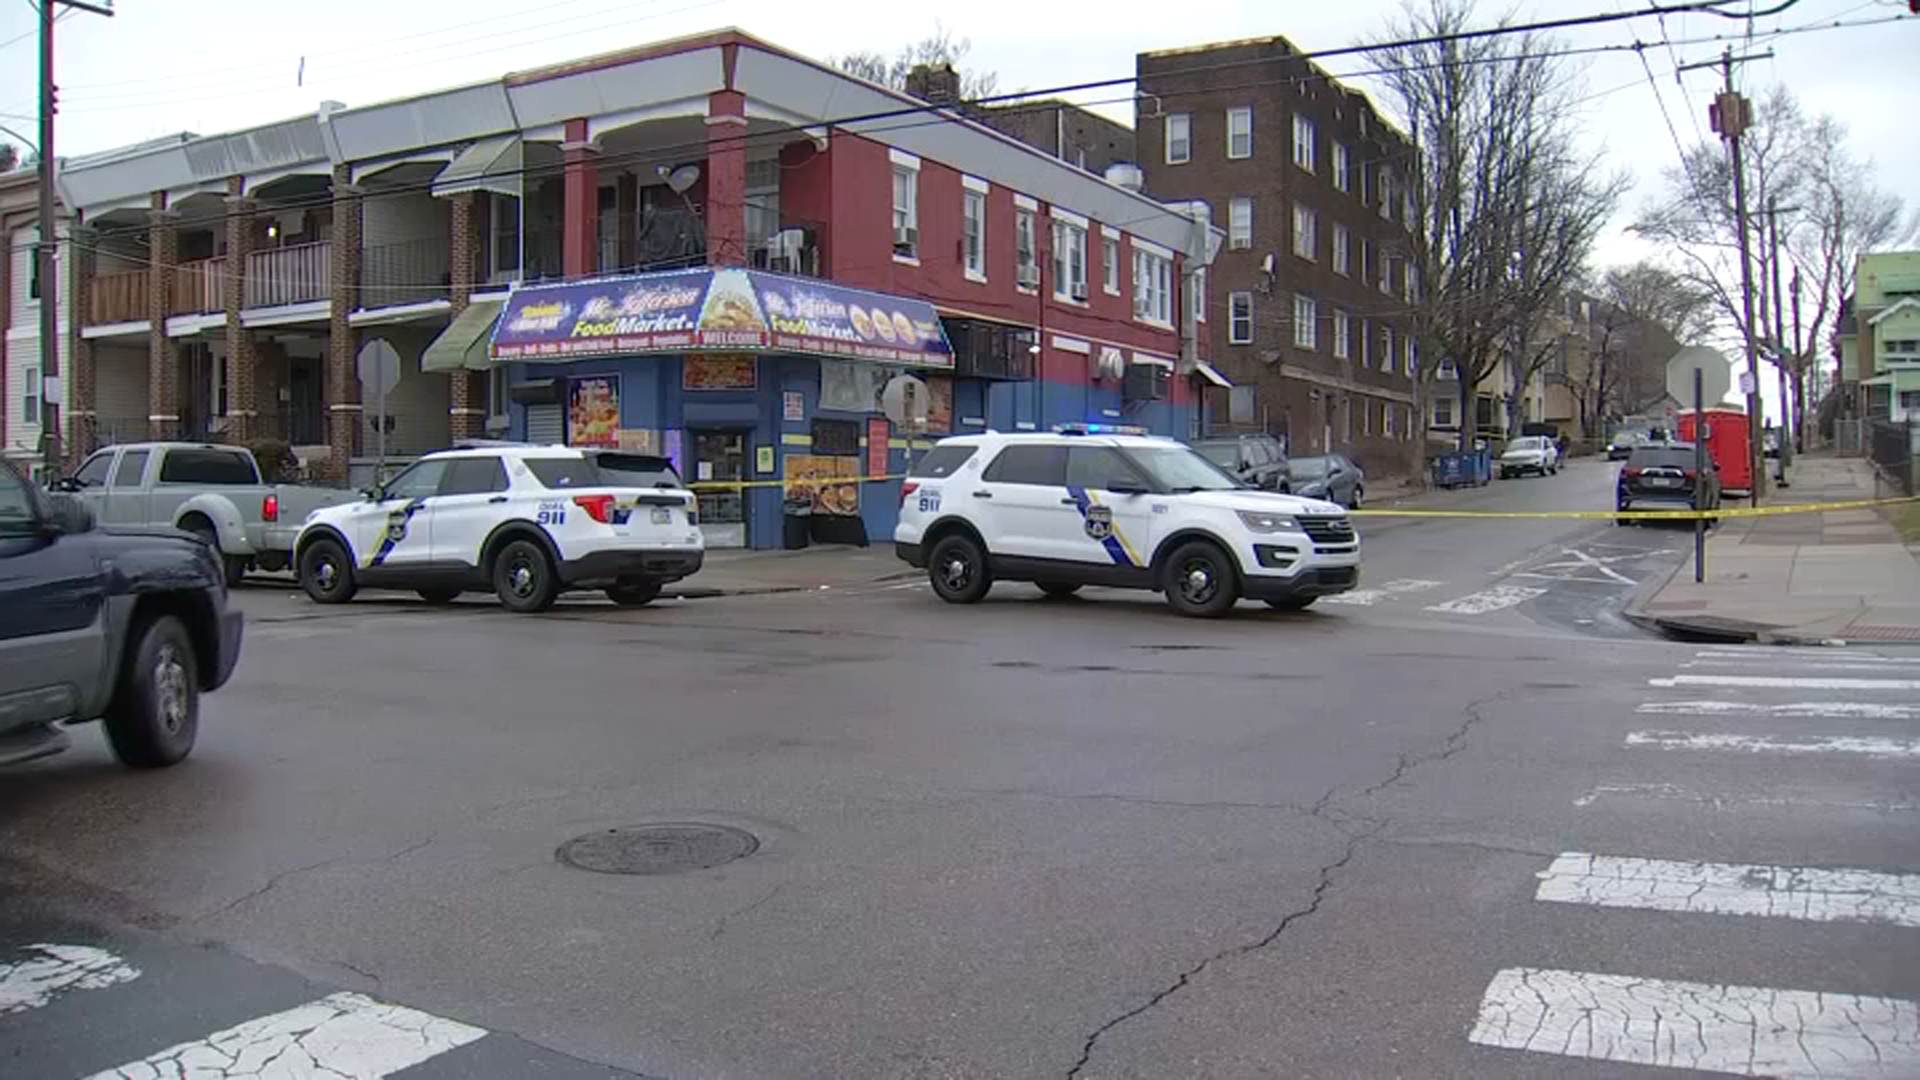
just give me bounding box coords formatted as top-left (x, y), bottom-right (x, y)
top-left (782, 497), bottom-right (812, 550)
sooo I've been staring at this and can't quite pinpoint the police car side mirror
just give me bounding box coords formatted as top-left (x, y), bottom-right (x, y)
top-left (361, 486), bottom-right (381, 502)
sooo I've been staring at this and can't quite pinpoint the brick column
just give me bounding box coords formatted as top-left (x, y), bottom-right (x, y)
top-left (325, 168), bottom-right (363, 482)
top-left (65, 227), bottom-right (98, 460)
top-left (147, 204), bottom-right (181, 440)
top-left (561, 118), bottom-right (599, 277)
top-left (615, 174), bottom-right (638, 269)
top-left (446, 190), bottom-right (484, 441)
top-left (223, 182), bottom-right (259, 444)
top-left (705, 91), bottom-right (748, 267)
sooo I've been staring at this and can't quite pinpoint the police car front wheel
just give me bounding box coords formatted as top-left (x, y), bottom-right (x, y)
top-left (299, 538), bottom-right (357, 605)
top-left (927, 534), bottom-right (991, 604)
top-left (1162, 540), bottom-right (1239, 618)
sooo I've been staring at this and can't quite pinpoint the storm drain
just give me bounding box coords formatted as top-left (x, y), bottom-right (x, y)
top-left (557, 823), bottom-right (759, 875)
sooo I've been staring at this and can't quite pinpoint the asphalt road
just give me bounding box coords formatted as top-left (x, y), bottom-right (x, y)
top-left (5, 461), bottom-right (1915, 1079)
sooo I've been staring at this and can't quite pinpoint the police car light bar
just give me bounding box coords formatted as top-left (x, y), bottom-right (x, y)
top-left (1054, 423), bottom-right (1149, 436)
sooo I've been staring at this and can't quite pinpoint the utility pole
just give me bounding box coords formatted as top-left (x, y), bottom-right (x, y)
top-left (36, 0), bottom-right (116, 475)
top-left (1790, 266), bottom-right (1805, 453)
top-left (1763, 197), bottom-right (1797, 484)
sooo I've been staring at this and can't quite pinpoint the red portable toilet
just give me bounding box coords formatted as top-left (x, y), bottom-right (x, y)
top-left (1677, 407), bottom-right (1752, 494)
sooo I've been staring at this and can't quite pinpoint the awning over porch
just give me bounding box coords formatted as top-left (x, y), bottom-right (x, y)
top-left (422, 299), bottom-right (504, 372)
top-left (1192, 360), bottom-right (1232, 388)
top-left (489, 267), bottom-right (955, 369)
top-left (432, 135), bottom-right (522, 198)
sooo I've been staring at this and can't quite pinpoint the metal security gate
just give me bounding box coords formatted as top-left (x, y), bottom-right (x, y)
top-left (525, 403), bottom-right (563, 446)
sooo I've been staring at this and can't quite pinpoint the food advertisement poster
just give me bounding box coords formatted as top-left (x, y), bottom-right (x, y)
top-left (684, 354), bottom-right (757, 390)
top-left (819, 360), bottom-right (891, 413)
top-left (926, 375), bottom-right (953, 433)
top-left (866, 417), bottom-right (890, 481)
top-left (567, 376), bottom-right (620, 448)
top-left (490, 268), bottom-right (953, 366)
top-left (782, 391), bottom-right (805, 421)
top-left (783, 454), bottom-right (861, 517)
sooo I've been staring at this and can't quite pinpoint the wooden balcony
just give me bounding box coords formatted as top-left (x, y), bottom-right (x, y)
top-left (245, 241), bottom-right (331, 308)
top-left (85, 269), bottom-right (149, 326)
top-left (170, 257), bottom-right (227, 316)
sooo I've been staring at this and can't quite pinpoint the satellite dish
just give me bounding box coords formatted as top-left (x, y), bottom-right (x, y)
top-left (661, 164), bottom-right (701, 194)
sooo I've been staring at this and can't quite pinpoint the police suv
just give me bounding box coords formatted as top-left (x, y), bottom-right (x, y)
top-left (294, 445), bottom-right (704, 613)
top-left (894, 426), bottom-right (1360, 617)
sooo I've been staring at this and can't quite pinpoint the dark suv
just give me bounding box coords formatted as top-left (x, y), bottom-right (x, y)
top-left (1191, 434), bottom-right (1289, 492)
top-left (1616, 443), bottom-right (1721, 526)
top-left (0, 460), bottom-right (244, 768)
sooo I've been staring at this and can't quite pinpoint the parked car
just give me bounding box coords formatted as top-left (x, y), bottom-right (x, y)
top-left (1288, 454), bottom-right (1365, 508)
top-left (893, 427), bottom-right (1358, 617)
top-left (1191, 434), bottom-right (1290, 492)
top-left (1605, 433), bottom-right (1640, 461)
top-left (51, 443), bottom-right (356, 585)
top-left (294, 445), bottom-right (704, 613)
top-left (0, 459), bottom-right (244, 769)
top-left (1498, 435), bottom-right (1560, 478)
top-left (1616, 442), bottom-right (1721, 526)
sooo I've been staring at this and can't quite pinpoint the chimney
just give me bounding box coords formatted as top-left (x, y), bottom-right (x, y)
top-left (905, 63), bottom-right (962, 106)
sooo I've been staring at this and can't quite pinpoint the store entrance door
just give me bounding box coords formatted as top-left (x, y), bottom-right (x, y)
top-left (690, 429), bottom-right (749, 548)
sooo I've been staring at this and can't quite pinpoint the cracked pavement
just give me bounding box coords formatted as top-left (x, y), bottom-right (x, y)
top-left (3, 514), bottom-right (1916, 1078)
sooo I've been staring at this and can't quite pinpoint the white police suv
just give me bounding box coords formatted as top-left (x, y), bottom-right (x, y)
top-left (894, 426), bottom-right (1360, 617)
top-left (294, 445), bottom-right (704, 613)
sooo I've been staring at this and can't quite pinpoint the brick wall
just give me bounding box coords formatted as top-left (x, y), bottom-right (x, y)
top-left (446, 190), bottom-right (482, 439)
top-left (147, 205), bottom-right (180, 440)
top-left (224, 179), bottom-right (259, 443)
top-left (326, 165), bottom-right (362, 480)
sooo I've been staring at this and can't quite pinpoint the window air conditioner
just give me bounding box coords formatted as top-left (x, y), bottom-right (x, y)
top-left (1070, 283), bottom-right (1089, 302)
top-left (1017, 263), bottom-right (1040, 288)
top-left (894, 225), bottom-right (918, 250)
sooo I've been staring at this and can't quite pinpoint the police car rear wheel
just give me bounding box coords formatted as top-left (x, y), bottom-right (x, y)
top-left (493, 539), bottom-right (559, 613)
top-left (1037, 581), bottom-right (1082, 598)
top-left (928, 535), bottom-right (991, 604)
top-left (299, 539), bottom-right (357, 604)
top-left (1163, 540), bottom-right (1238, 618)
top-left (606, 580), bottom-right (662, 607)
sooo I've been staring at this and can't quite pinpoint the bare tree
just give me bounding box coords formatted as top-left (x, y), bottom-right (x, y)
top-left (1372, 0), bottom-right (1625, 456)
top-left (1573, 262), bottom-right (1707, 437)
top-left (0, 144), bottom-right (17, 174)
top-left (830, 24), bottom-right (1000, 101)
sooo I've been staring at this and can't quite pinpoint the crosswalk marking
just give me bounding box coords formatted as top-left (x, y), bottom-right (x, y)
top-left (1693, 649), bottom-right (1920, 665)
top-left (1650, 673), bottom-right (1920, 691)
top-left (1626, 730), bottom-right (1920, 758)
top-left (1315, 578), bottom-right (1443, 606)
top-left (0, 944), bottom-right (140, 1016)
top-left (1469, 967), bottom-right (1920, 1077)
top-left (84, 991), bottom-right (487, 1079)
top-left (1535, 852), bottom-right (1920, 928)
top-left (1635, 699), bottom-right (1920, 721)
top-left (1422, 584), bottom-right (1546, 615)
top-left (1571, 782), bottom-right (1919, 813)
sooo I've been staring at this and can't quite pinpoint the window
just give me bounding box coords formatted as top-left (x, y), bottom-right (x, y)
top-left (1165, 113), bottom-right (1191, 164)
top-left (963, 189), bottom-right (986, 280)
top-left (1332, 142), bottom-right (1350, 192)
top-left (1292, 203), bottom-right (1316, 260)
top-left (21, 365), bottom-right (38, 424)
top-left (1361, 398), bottom-right (1373, 436)
top-left (1133, 249), bottom-right (1173, 324)
top-left (1227, 107), bottom-right (1253, 159)
top-left (1379, 253), bottom-right (1394, 295)
top-left (1333, 308), bottom-right (1351, 359)
top-left (1384, 402), bottom-right (1397, 438)
top-left (1360, 318), bottom-right (1372, 369)
top-left (891, 163), bottom-right (918, 257)
top-left (382, 460), bottom-right (449, 500)
top-left (1381, 325), bottom-right (1395, 369)
top-left (1067, 446), bottom-right (1150, 492)
top-left (1404, 185), bottom-right (1416, 227)
top-left (909, 445), bottom-right (977, 478)
top-left (1292, 114), bottom-right (1316, 172)
top-left (1406, 264), bottom-right (1420, 303)
top-left (1361, 240), bottom-right (1373, 286)
top-left (158, 448), bottom-right (259, 485)
top-left (811, 418), bottom-right (861, 455)
top-left (111, 450), bottom-right (149, 488)
top-left (526, 454), bottom-right (682, 489)
top-left (441, 456), bottom-right (509, 495)
top-left (1102, 234), bottom-right (1120, 294)
top-left (1378, 168), bottom-right (1393, 219)
top-left (1228, 198), bottom-right (1253, 250)
top-left (1886, 339), bottom-right (1920, 357)
top-left (1332, 224), bottom-right (1350, 276)
top-left (1434, 396), bottom-right (1455, 428)
top-left (1052, 219), bottom-right (1088, 301)
top-left (1293, 294), bottom-right (1318, 350)
top-left (1188, 267), bottom-right (1207, 324)
top-left (1229, 292), bottom-right (1255, 344)
top-left (1404, 336), bottom-right (1417, 377)
top-left (1438, 357), bottom-right (1459, 380)
top-left (1900, 390), bottom-right (1920, 411)
top-left (983, 444), bottom-right (1068, 486)
top-left (70, 452), bottom-right (112, 489)
top-left (1016, 208), bottom-right (1038, 289)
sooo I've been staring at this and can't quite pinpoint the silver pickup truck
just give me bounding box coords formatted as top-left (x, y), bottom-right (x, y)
top-left (53, 442), bottom-right (357, 584)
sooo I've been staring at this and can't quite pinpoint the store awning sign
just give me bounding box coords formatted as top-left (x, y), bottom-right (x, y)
top-left (491, 268), bottom-right (954, 368)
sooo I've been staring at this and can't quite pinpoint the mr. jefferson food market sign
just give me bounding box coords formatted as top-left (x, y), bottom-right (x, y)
top-left (490, 268), bottom-right (954, 368)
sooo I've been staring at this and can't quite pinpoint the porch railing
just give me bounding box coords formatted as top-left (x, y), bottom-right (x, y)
top-left (170, 257), bottom-right (227, 316)
top-left (245, 241), bottom-right (332, 308)
top-left (86, 269), bottom-right (149, 325)
top-left (93, 415), bottom-right (152, 447)
top-left (361, 236), bottom-right (450, 309)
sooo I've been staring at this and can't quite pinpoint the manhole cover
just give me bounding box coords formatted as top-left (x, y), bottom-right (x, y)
top-left (557, 823), bottom-right (759, 875)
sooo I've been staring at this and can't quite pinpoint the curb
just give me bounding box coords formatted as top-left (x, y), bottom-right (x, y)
top-left (661, 568), bottom-right (920, 599)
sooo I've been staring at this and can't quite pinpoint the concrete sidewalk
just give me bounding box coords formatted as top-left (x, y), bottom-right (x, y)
top-left (1623, 454), bottom-right (1920, 645)
top-left (664, 544), bottom-right (918, 598)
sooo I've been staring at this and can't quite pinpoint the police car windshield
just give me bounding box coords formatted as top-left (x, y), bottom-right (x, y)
top-left (1126, 445), bottom-right (1244, 492)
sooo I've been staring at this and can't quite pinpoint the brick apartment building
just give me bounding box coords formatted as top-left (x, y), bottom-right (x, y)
top-left (46, 28), bottom-right (1217, 548)
top-left (1138, 36), bottom-right (1420, 477)
top-left (905, 64), bottom-right (1138, 178)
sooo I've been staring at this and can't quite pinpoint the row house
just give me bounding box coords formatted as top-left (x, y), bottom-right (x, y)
top-left (1137, 36), bottom-right (1422, 477)
top-left (2, 170), bottom-right (76, 478)
top-left (1837, 250), bottom-right (1920, 423)
top-left (57, 28), bottom-right (1219, 549)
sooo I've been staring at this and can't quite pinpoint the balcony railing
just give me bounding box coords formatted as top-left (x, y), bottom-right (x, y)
top-left (361, 237), bottom-right (450, 309)
top-left (245, 241), bottom-right (331, 308)
top-left (86, 269), bottom-right (150, 325)
top-left (171, 258), bottom-right (227, 316)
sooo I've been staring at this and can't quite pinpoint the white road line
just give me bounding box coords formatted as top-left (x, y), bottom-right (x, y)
top-left (1535, 852), bottom-right (1920, 928)
top-left (1681, 659), bottom-right (1920, 673)
top-left (1650, 673), bottom-right (1920, 691)
top-left (1423, 584), bottom-right (1547, 616)
top-left (1317, 579), bottom-right (1444, 606)
top-left (0, 944), bottom-right (139, 1016)
top-left (1635, 700), bottom-right (1920, 721)
top-left (1694, 649), bottom-right (1920, 664)
top-left (1626, 730), bottom-right (1920, 759)
top-left (85, 991), bottom-right (487, 1079)
top-left (1468, 967), bottom-right (1920, 1077)
top-left (1571, 782), bottom-right (1917, 813)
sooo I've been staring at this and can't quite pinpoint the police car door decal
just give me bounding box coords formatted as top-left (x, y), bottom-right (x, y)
top-left (366, 497), bottom-right (430, 567)
top-left (1066, 487), bottom-right (1141, 567)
